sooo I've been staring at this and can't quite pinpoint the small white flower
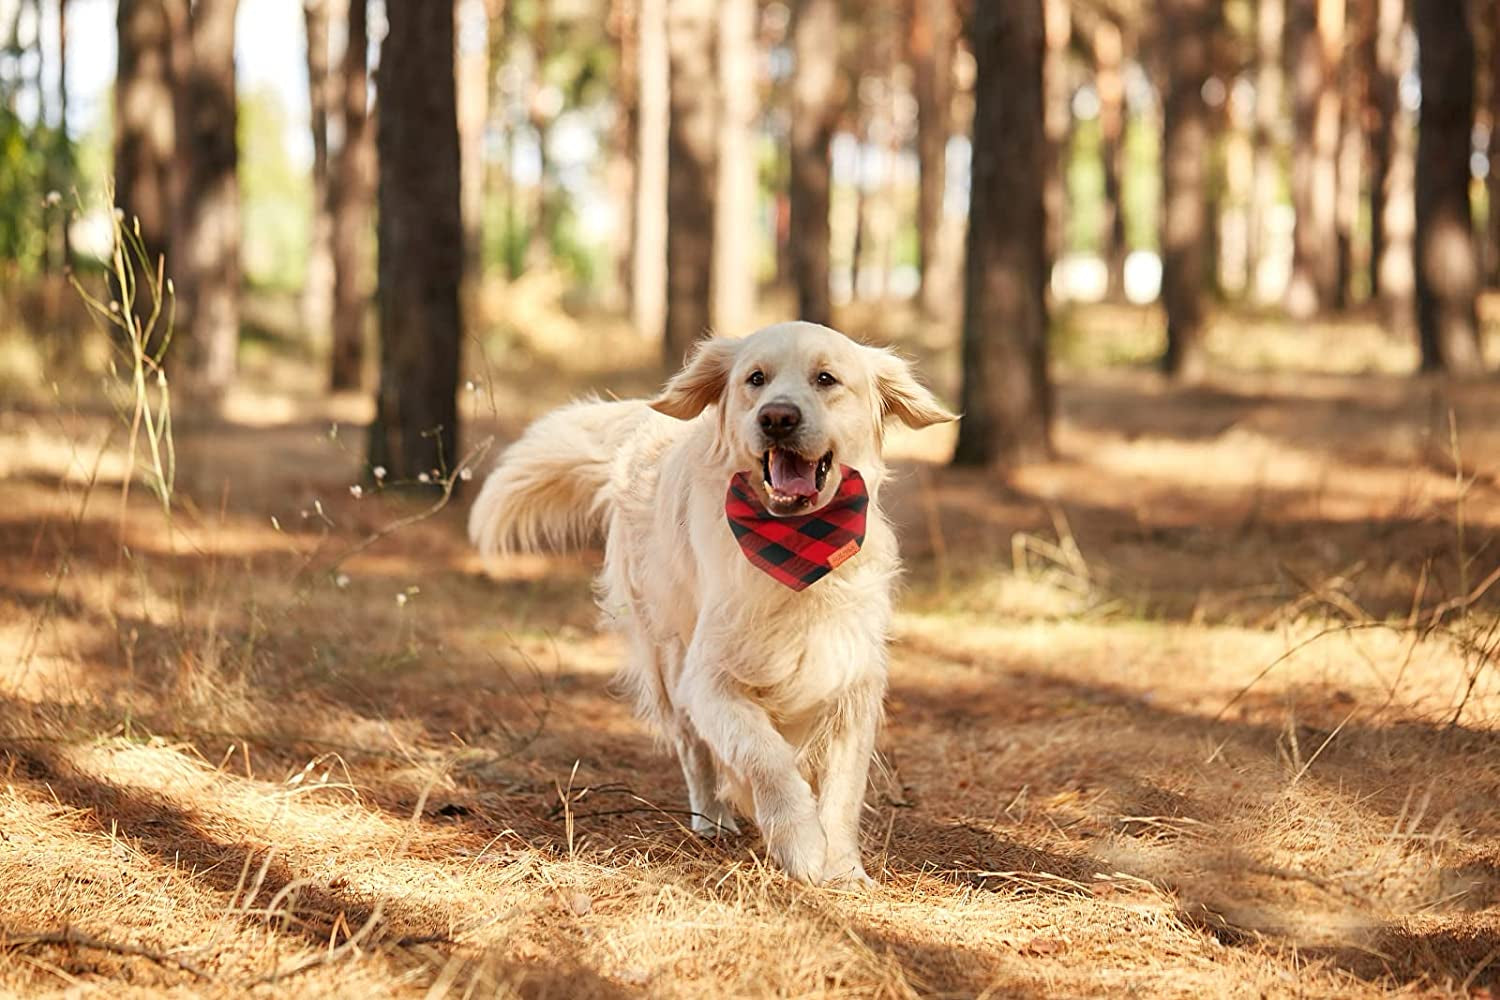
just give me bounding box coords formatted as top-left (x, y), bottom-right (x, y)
top-left (459, 468), bottom-right (473, 481)
top-left (108, 301), bottom-right (121, 313)
top-left (44, 190), bottom-right (61, 206)
top-left (465, 380), bottom-right (478, 392)
top-left (112, 207), bottom-right (125, 221)
top-left (270, 515), bottom-right (282, 531)
top-left (300, 509), bottom-right (310, 519)
top-left (372, 466), bottom-right (387, 480)
top-left (417, 473), bottom-right (431, 484)
top-left (335, 573), bottom-right (351, 589)
top-left (349, 484), bottom-right (363, 499)
top-left (395, 592), bottom-right (408, 606)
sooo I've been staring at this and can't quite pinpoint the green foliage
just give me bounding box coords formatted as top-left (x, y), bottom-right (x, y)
top-left (239, 85), bottom-right (312, 292)
top-left (0, 106), bottom-right (69, 274)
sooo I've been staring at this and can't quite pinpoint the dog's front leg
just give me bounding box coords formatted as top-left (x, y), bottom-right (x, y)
top-left (815, 682), bottom-right (881, 887)
top-left (677, 659), bottom-right (826, 883)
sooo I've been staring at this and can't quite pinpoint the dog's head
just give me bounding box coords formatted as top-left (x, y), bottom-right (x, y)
top-left (650, 322), bottom-right (956, 516)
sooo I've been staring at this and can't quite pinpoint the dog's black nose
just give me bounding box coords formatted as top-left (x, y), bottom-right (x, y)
top-left (758, 402), bottom-right (802, 439)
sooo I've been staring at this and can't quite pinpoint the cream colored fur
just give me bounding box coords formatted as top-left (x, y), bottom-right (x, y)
top-left (468, 322), bottom-right (955, 884)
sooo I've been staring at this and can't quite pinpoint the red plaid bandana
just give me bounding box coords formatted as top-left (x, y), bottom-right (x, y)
top-left (725, 467), bottom-right (868, 591)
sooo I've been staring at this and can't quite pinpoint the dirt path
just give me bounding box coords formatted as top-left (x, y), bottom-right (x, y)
top-left (2, 366), bottom-right (1499, 997)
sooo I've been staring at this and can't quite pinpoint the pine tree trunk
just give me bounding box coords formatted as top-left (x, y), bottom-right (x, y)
top-left (789, 0), bottom-right (838, 327)
top-left (1160, 0), bottom-right (1212, 380)
top-left (456, 0), bottom-right (490, 305)
top-left (329, 0), bottom-right (372, 391)
top-left (952, 0), bottom-right (1051, 468)
top-left (663, 0), bottom-right (718, 362)
top-left (1333, 0), bottom-right (1366, 309)
top-left (113, 0), bottom-right (176, 344)
top-left (1487, 0), bottom-right (1500, 288)
top-left (1413, 0), bottom-right (1482, 373)
top-left (633, 0), bottom-right (668, 338)
top-left (713, 0), bottom-right (757, 335)
top-left (172, 0), bottom-right (241, 391)
top-left (1286, 0), bottom-right (1343, 316)
top-left (368, 0), bottom-right (463, 481)
top-left (1094, 16), bottom-right (1128, 300)
top-left (303, 0), bottom-right (334, 344)
top-left (1249, 0), bottom-right (1284, 302)
top-left (607, 0), bottom-right (636, 312)
top-left (910, 0), bottom-right (954, 313)
top-left (1041, 0), bottom-right (1070, 272)
top-left (1366, 0), bottom-right (1413, 327)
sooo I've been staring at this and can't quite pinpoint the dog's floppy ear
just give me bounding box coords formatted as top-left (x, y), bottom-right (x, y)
top-left (871, 349), bottom-right (958, 429)
top-left (650, 337), bottom-right (741, 420)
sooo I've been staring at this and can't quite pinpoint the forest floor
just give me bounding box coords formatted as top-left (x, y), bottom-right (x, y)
top-left (4, 300), bottom-right (1500, 997)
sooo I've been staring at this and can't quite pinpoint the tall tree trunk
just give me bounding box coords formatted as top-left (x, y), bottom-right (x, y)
top-left (1160, 0), bottom-right (1213, 380)
top-left (1094, 15), bottom-right (1128, 299)
top-left (330, 0), bottom-right (372, 390)
top-left (1487, 0), bottom-right (1500, 288)
top-left (789, 0), bottom-right (839, 327)
top-left (1333, 0), bottom-right (1366, 309)
top-left (1249, 0), bottom-right (1284, 302)
top-left (713, 0), bottom-right (757, 334)
top-left (1286, 0), bottom-right (1343, 316)
top-left (1041, 0), bottom-right (1070, 271)
top-left (113, 0), bottom-right (176, 344)
top-left (172, 0), bottom-right (241, 391)
top-left (910, 0), bottom-right (954, 313)
top-left (607, 0), bottom-right (636, 312)
top-left (663, 0), bottom-right (718, 362)
top-left (1413, 0), bottom-right (1482, 373)
top-left (524, 0), bottom-right (553, 269)
top-left (1366, 0), bottom-right (1413, 326)
top-left (633, 0), bottom-right (668, 338)
top-left (456, 0), bottom-right (490, 313)
top-left (952, 0), bottom-right (1051, 468)
top-left (303, 0), bottom-right (334, 344)
top-left (56, 0), bottom-right (70, 266)
top-left (368, 0), bottom-right (463, 480)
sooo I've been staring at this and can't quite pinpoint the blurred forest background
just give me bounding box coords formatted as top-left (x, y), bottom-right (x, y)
top-left (0, 0), bottom-right (1496, 474)
top-left (8, 1), bottom-right (1500, 996)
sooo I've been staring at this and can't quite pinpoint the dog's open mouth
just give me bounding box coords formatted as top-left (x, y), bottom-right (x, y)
top-left (761, 447), bottom-right (834, 514)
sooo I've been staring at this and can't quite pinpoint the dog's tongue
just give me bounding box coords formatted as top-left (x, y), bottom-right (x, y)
top-left (768, 449), bottom-right (818, 499)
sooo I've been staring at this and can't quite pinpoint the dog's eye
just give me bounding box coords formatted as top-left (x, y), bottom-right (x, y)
top-left (815, 371), bottom-right (838, 387)
top-left (747, 370), bottom-right (765, 387)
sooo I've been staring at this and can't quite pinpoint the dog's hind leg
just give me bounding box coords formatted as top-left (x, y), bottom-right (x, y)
top-left (675, 730), bottom-right (739, 836)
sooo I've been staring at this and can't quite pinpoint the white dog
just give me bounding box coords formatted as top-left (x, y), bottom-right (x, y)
top-left (468, 322), bottom-right (954, 884)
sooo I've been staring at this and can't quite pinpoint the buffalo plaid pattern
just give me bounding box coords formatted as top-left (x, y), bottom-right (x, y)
top-left (725, 467), bottom-right (868, 591)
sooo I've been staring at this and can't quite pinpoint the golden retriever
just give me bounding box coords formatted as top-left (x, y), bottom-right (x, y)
top-left (468, 321), bottom-right (954, 884)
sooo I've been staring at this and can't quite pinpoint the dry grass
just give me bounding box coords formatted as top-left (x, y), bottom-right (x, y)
top-left (3, 302), bottom-right (1500, 998)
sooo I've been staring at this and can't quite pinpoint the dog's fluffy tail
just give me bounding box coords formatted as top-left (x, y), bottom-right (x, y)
top-left (468, 398), bottom-right (647, 557)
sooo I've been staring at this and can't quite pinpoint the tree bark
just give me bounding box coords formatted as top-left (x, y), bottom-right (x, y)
top-left (1366, 0), bottom-right (1413, 326)
top-left (1041, 0), bottom-right (1070, 271)
top-left (1249, 0), bottom-right (1284, 302)
top-left (663, 0), bottom-right (718, 362)
top-left (1413, 0), bottom-right (1482, 373)
top-left (713, 0), bottom-right (757, 335)
top-left (789, 0), bottom-right (839, 327)
top-left (633, 0), bottom-right (668, 338)
top-left (910, 0), bottom-right (954, 313)
top-left (329, 0), bottom-right (372, 391)
top-left (606, 0), bottom-right (636, 312)
top-left (1487, 0), bottom-right (1500, 288)
top-left (1333, 0), bottom-right (1366, 309)
top-left (952, 0), bottom-right (1051, 468)
top-left (456, 0), bottom-right (490, 308)
top-left (1286, 0), bottom-right (1343, 316)
top-left (1159, 0), bottom-right (1213, 380)
top-left (171, 0), bottom-right (241, 391)
top-left (302, 0), bottom-right (334, 343)
top-left (368, 0), bottom-right (463, 481)
top-left (113, 0), bottom-right (176, 339)
top-left (1093, 15), bottom-right (1128, 299)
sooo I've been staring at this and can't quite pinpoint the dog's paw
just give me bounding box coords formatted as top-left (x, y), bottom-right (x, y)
top-left (691, 806), bottom-right (740, 837)
top-left (819, 859), bottom-right (875, 890)
top-left (766, 823), bottom-right (828, 883)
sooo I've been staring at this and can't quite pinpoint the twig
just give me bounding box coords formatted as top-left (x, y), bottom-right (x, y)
top-left (1, 927), bottom-right (212, 981)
